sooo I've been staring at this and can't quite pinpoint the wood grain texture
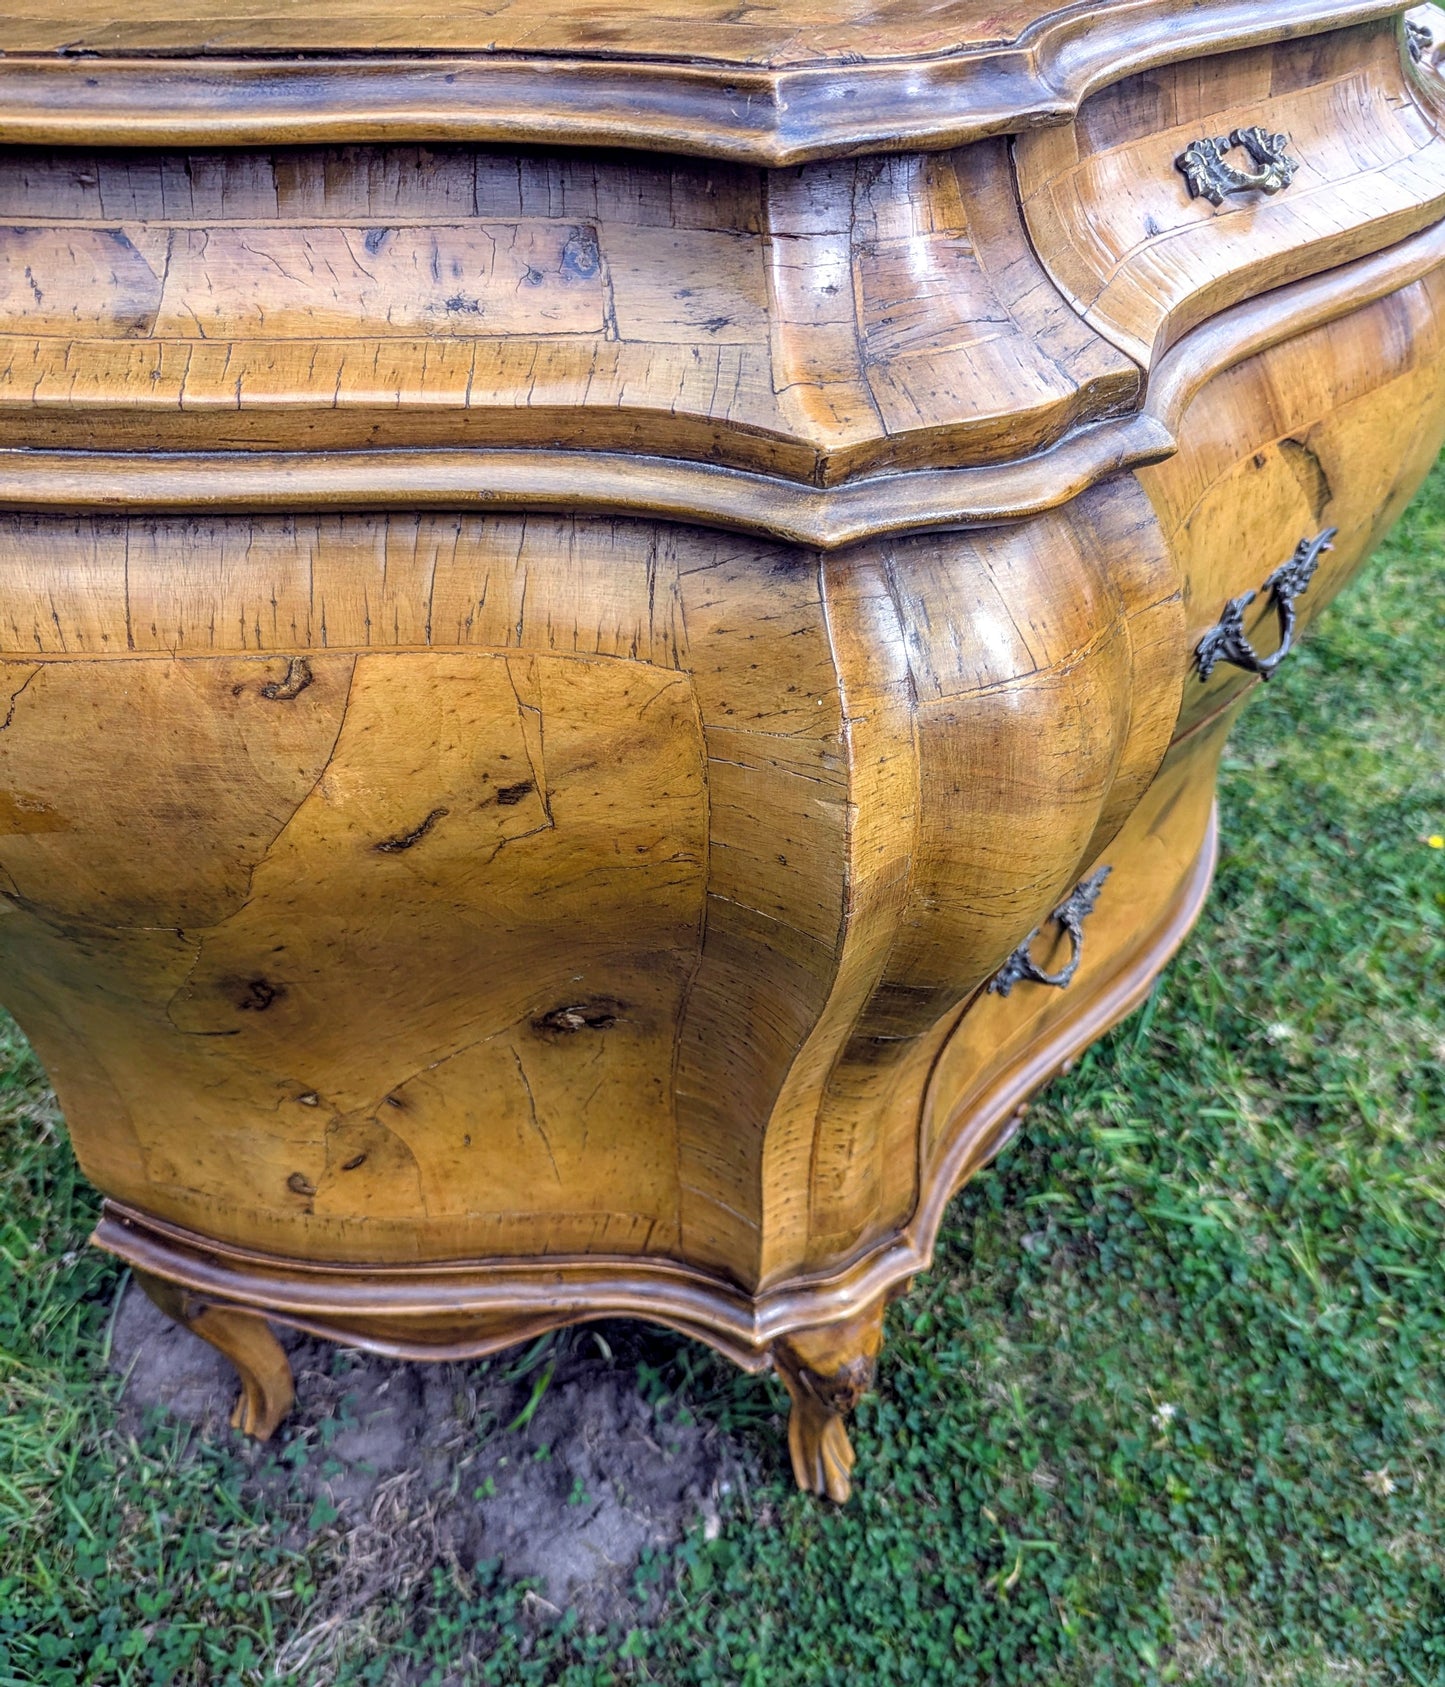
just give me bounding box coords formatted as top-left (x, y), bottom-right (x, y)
top-left (920, 705), bottom-right (1233, 1179)
top-left (5, 212), bottom-right (1445, 550)
top-left (0, 0), bottom-right (1408, 164)
top-left (0, 140), bottom-right (1134, 479)
top-left (0, 0), bottom-right (1406, 66)
top-left (0, 492), bottom-right (1178, 1285)
top-left (1142, 265), bottom-right (1445, 739)
top-left (86, 706), bottom-right (1226, 1364)
top-left (24, 236), bottom-right (1432, 1301)
top-left (0, 5), bottom-right (1440, 1497)
top-left (0, 0), bottom-right (1259, 60)
top-left (1018, 20), bottom-right (1445, 365)
top-left (766, 474), bottom-right (1183, 1283)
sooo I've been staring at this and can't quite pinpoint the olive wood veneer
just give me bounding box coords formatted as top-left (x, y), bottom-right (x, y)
top-left (1, 0), bottom-right (1443, 1500)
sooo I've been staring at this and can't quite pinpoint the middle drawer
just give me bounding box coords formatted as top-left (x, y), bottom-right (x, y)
top-left (1139, 259), bottom-right (1445, 741)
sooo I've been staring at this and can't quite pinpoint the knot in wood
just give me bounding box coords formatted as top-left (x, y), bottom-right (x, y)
top-left (533, 1001), bottom-right (620, 1036)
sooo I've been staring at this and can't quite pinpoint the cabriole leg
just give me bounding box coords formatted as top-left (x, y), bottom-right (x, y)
top-left (772, 1295), bottom-right (889, 1503)
top-left (134, 1269), bottom-right (295, 1439)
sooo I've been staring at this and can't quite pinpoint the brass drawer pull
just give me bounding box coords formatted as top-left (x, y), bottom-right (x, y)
top-left (1177, 126), bottom-right (1299, 206)
top-left (1196, 527), bottom-right (1336, 680)
top-left (988, 867), bottom-right (1112, 998)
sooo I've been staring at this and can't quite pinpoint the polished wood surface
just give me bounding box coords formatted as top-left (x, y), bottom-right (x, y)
top-left (1, 2), bottom-right (1440, 1500)
top-left (1145, 267), bottom-right (1445, 737)
top-left (1018, 20), bottom-right (1445, 365)
top-left (0, 140), bottom-right (1135, 476)
top-left (0, 479), bottom-right (1179, 1278)
top-left (0, 0), bottom-right (1118, 59)
top-left (0, 0), bottom-right (1411, 163)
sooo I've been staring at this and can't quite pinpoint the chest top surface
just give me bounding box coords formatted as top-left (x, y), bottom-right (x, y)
top-left (0, 0), bottom-right (1412, 161)
top-left (0, 0), bottom-right (1322, 64)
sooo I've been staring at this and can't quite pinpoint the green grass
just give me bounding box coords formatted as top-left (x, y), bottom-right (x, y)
top-left (2, 456), bottom-right (1443, 1686)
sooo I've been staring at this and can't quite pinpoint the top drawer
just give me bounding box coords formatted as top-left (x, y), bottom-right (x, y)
top-left (1015, 18), bottom-right (1445, 367)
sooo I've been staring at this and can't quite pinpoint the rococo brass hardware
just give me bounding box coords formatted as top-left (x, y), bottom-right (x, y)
top-left (1176, 126), bottom-right (1299, 205)
top-left (1195, 528), bottom-right (1337, 679)
top-left (988, 867), bottom-right (1113, 998)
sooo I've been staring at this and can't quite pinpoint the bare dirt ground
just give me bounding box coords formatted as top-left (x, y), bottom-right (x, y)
top-left (109, 1279), bottom-right (744, 1634)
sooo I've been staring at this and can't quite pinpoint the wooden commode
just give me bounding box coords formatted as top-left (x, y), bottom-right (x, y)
top-left (0, 0), bottom-right (1442, 1500)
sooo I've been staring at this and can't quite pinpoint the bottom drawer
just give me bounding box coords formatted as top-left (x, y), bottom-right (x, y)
top-left (917, 701), bottom-right (1237, 1209)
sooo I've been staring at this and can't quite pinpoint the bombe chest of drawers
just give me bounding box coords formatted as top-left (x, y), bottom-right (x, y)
top-left (1, 0), bottom-right (1443, 1501)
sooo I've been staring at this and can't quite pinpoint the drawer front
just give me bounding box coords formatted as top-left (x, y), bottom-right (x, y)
top-left (920, 698), bottom-right (1228, 1182)
top-left (1016, 19), bottom-right (1445, 367)
top-left (0, 138), bottom-right (1136, 483)
top-left (1140, 262), bottom-right (1445, 740)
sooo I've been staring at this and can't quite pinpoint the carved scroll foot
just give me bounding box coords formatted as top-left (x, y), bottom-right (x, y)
top-left (135, 1269), bottom-right (295, 1439)
top-left (772, 1297), bottom-right (888, 1503)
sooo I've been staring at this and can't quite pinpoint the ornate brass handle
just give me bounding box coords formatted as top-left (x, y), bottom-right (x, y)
top-left (1176, 126), bottom-right (1299, 206)
top-left (1195, 527), bottom-right (1336, 681)
top-left (988, 867), bottom-right (1112, 998)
